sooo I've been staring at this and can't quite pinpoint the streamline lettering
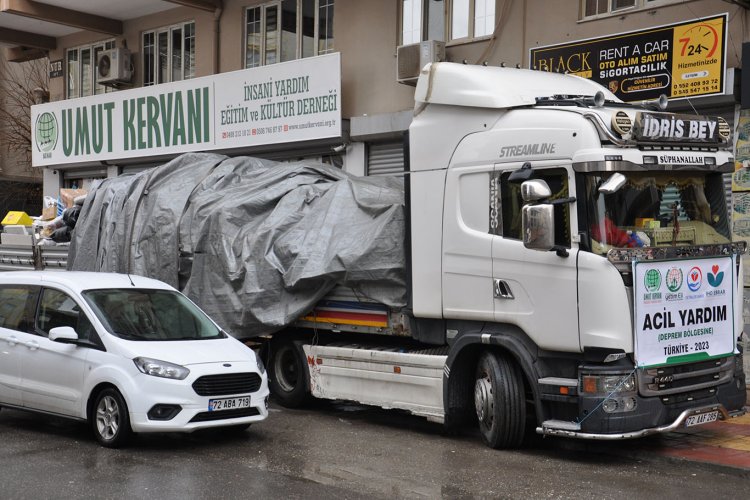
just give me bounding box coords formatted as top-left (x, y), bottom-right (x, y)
top-left (499, 143), bottom-right (556, 158)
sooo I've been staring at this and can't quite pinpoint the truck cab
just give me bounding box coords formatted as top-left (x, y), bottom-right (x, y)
top-left (409, 62), bottom-right (746, 444)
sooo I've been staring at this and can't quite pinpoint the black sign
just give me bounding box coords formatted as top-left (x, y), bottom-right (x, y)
top-left (529, 15), bottom-right (727, 102)
top-left (632, 112), bottom-right (720, 143)
top-left (49, 59), bottom-right (63, 79)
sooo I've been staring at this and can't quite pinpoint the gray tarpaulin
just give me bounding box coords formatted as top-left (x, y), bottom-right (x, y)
top-left (69, 153), bottom-right (406, 338)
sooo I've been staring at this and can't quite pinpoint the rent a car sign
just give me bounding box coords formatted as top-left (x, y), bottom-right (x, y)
top-left (633, 257), bottom-right (735, 368)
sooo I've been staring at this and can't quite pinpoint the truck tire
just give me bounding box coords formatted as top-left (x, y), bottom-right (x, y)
top-left (269, 340), bottom-right (310, 408)
top-left (474, 351), bottom-right (526, 449)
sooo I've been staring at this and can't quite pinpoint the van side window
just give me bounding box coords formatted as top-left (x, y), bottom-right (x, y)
top-left (37, 288), bottom-right (96, 342)
top-left (0, 286), bottom-right (39, 333)
top-left (498, 168), bottom-right (571, 247)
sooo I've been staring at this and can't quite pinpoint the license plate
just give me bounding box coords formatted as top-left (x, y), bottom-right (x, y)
top-left (208, 396), bottom-right (251, 411)
top-left (685, 410), bottom-right (719, 427)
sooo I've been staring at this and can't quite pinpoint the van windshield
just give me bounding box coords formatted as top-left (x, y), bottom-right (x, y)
top-left (83, 289), bottom-right (224, 341)
top-left (583, 171), bottom-right (731, 256)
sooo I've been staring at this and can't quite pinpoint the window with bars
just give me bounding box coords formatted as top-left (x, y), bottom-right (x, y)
top-left (66, 40), bottom-right (116, 99)
top-left (142, 21), bottom-right (195, 86)
top-left (244, 0), bottom-right (334, 69)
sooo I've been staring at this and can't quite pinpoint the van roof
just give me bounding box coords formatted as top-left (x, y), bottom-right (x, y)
top-left (414, 62), bottom-right (620, 110)
top-left (0, 271), bottom-right (174, 293)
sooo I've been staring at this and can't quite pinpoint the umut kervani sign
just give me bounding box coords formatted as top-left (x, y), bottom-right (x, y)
top-left (31, 53), bottom-right (341, 167)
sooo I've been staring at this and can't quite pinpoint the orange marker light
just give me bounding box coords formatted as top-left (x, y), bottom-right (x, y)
top-left (582, 376), bottom-right (597, 394)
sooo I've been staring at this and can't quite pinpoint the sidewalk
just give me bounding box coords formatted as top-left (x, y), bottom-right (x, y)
top-left (644, 411), bottom-right (750, 471)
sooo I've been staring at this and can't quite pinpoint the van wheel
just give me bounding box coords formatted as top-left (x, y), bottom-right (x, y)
top-left (92, 388), bottom-right (132, 448)
top-left (269, 340), bottom-right (310, 408)
top-left (474, 352), bottom-right (526, 449)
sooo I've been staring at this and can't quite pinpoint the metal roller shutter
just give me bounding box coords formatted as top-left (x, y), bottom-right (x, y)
top-left (367, 142), bottom-right (404, 176)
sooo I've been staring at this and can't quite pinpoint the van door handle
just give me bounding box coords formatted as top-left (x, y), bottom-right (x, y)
top-left (24, 340), bottom-right (39, 350)
top-left (6, 335), bottom-right (18, 346)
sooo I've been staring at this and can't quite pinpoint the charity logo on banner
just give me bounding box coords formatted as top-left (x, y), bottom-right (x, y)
top-left (633, 256), bottom-right (735, 368)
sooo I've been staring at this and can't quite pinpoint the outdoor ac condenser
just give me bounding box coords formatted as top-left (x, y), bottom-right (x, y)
top-left (97, 48), bottom-right (132, 85)
top-left (396, 40), bottom-right (445, 85)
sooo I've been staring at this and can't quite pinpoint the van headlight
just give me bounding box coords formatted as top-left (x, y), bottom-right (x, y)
top-left (134, 357), bottom-right (190, 380)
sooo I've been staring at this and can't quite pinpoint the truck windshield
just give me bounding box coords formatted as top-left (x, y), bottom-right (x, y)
top-left (583, 171), bottom-right (731, 256)
top-left (83, 288), bottom-right (224, 341)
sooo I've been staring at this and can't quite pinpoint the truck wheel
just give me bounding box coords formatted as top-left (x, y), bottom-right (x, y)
top-left (269, 340), bottom-right (310, 408)
top-left (92, 388), bottom-right (132, 448)
top-left (474, 352), bottom-right (526, 449)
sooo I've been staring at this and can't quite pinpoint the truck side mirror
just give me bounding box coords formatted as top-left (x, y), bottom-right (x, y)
top-left (521, 179), bottom-right (555, 251)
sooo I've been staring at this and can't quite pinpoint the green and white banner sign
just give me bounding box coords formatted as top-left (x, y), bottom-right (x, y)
top-left (31, 53), bottom-right (341, 167)
top-left (633, 256), bottom-right (735, 367)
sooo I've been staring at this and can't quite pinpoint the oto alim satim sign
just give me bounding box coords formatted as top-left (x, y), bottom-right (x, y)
top-left (529, 14), bottom-right (727, 102)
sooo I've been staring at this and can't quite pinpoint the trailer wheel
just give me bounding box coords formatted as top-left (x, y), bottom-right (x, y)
top-left (474, 351), bottom-right (526, 449)
top-left (269, 340), bottom-right (310, 408)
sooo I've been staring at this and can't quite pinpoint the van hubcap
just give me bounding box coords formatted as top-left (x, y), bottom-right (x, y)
top-left (96, 395), bottom-right (120, 440)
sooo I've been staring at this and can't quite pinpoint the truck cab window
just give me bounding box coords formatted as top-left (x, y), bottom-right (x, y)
top-left (499, 168), bottom-right (571, 247)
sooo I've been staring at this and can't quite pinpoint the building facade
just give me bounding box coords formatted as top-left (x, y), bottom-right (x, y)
top-left (0, 0), bottom-right (747, 195)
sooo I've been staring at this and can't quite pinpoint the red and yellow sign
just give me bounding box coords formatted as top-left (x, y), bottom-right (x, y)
top-left (671, 18), bottom-right (725, 98)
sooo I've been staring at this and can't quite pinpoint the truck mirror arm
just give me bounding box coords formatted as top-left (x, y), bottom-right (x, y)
top-left (547, 196), bottom-right (576, 206)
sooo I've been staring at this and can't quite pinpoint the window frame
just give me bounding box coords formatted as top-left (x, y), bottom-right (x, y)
top-left (243, 0), bottom-right (335, 69)
top-left (65, 40), bottom-right (117, 99)
top-left (400, 0), bottom-right (494, 45)
top-left (142, 20), bottom-right (196, 86)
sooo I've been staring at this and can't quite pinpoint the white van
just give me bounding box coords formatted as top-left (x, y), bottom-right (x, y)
top-left (0, 271), bottom-right (269, 447)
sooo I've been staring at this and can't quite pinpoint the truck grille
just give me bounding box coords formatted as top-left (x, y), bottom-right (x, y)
top-left (637, 357), bottom-right (735, 400)
top-left (192, 373), bottom-right (262, 396)
top-left (190, 407), bottom-right (260, 422)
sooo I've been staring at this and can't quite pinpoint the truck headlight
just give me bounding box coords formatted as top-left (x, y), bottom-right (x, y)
top-left (134, 357), bottom-right (190, 380)
top-left (581, 372), bottom-right (638, 413)
top-left (581, 373), bottom-right (636, 395)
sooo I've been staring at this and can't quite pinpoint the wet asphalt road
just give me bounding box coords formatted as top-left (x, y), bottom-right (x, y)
top-left (1, 400), bottom-right (748, 499)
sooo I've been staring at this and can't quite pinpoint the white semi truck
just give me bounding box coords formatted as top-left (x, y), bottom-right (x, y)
top-left (266, 62), bottom-right (747, 448)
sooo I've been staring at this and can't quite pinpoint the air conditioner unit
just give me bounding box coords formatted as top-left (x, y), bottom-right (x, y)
top-left (396, 40), bottom-right (445, 85)
top-left (97, 48), bottom-right (132, 85)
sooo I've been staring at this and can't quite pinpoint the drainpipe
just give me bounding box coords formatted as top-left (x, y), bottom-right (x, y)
top-left (213, 1), bottom-right (223, 74)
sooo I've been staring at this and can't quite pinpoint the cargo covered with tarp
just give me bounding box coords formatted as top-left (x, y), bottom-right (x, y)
top-left (68, 153), bottom-right (406, 338)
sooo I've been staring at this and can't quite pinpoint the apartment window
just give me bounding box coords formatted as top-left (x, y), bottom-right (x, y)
top-left (401, 0), bottom-right (445, 44)
top-left (244, 0), bottom-right (334, 69)
top-left (400, 1), bottom-right (492, 44)
top-left (142, 21), bottom-right (195, 86)
top-left (582, 0), bottom-right (678, 18)
top-left (66, 40), bottom-right (116, 99)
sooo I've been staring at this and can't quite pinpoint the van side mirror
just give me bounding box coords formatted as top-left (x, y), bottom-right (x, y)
top-left (521, 179), bottom-right (555, 251)
top-left (49, 326), bottom-right (79, 344)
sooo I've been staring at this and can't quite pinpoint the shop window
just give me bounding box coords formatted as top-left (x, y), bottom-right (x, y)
top-left (66, 40), bottom-right (116, 99)
top-left (142, 21), bottom-right (195, 86)
top-left (244, 0), bottom-right (334, 69)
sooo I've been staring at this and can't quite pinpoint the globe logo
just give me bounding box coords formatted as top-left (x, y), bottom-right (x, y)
top-left (687, 266), bottom-right (702, 291)
top-left (35, 112), bottom-right (58, 153)
top-left (665, 267), bottom-right (683, 292)
top-left (644, 269), bottom-right (661, 292)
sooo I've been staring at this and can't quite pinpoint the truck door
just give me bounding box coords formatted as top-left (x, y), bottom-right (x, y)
top-left (491, 163), bottom-right (580, 352)
top-left (442, 163), bottom-right (495, 321)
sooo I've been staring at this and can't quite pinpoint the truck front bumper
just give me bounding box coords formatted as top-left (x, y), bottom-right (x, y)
top-left (537, 403), bottom-right (745, 440)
